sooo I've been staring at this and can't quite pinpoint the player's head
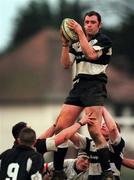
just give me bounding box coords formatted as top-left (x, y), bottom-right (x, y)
top-left (18, 127), bottom-right (36, 146)
top-left (101, 121), bottom-right (121, 140)
top-left (12, 122), bottom-right (27, 140)
top-left (76, 151), bottom-right (90, 172)
top-left (83, 11), bottom-right (102, 37)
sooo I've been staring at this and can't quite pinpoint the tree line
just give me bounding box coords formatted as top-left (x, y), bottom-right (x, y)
top-left (3, 0), bottom-right (134, 75)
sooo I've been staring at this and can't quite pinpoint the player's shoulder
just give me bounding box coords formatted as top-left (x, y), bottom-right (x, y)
top-left (29, 148), bottom-right (43, 158)
top-left (25, 148), bottom-right (44, 165)
top-left (0, 147), bottom-right (16, 157)
top-left (97, 32), bottom-right (112, 44)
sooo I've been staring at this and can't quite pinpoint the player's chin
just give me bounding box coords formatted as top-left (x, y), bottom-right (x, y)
top-left (81, 166), bottom-right (88, 171)
top-left (86, 30), bottom-right (95, 36)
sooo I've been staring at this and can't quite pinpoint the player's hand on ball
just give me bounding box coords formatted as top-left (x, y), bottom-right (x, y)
top-left (61, 18), bottom-right (79, 42)
top-left (67, 19), bottom-right (83, 35)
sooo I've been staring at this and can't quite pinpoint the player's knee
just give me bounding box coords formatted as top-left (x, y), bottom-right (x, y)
top-left (90, 131), bottom-right (102, 144)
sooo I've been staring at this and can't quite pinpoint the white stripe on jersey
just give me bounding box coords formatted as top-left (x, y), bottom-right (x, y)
top-left (75, 61), bottom-right (108, 76)
top-left (26, 158), bottom-right (32, 172)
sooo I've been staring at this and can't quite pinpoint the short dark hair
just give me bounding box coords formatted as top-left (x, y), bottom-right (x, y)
top-left (12, 122), bottom-right (27, 140)
top-left (84, 11), bottom-right (102, 23)
top-left (19, 127), bottom-right (36, 146)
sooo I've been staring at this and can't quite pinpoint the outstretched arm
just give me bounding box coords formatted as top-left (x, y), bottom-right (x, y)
top-left (102, 107), bottom-right (120, 142)
top-left (38, 124), bottom-right (56, 139)
top-left (122, 158), bottom-right (134, 169)
top-left (54, 113), bottom-right (92, 146)
top-left (38, 118), bottom-right (60, 139)
top-left (60, 29), bottom-right (72, 69)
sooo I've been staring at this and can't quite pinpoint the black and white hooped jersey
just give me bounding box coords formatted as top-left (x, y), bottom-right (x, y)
top-left (0, 145), bottom-right (44, 180)
top-left (74, 134), bottom-right (125, 178)
top-left (69, 32), bottom-right (112, 82)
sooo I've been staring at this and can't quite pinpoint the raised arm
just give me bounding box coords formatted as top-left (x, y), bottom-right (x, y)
top-left (67, 20), bottom-right (98, 60)
top-left (54, 113), bottom-right (92, 146)
top-left (122, 158), bottom-right (134, 169)
top-left (38, 124), bottom-right (56, 139)
top-left (60, 29), bottom-right (72, 69)
top-left (102, 107), bottom-right (120, 142)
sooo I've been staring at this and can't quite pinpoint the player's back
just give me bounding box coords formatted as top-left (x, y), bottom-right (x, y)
top-left (0, 145), bottom-right (44, 180)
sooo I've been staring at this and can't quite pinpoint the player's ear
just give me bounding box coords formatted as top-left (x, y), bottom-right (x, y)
top-left (17, 138), bottom-right (21, 144)
top-left (32, 139), bottom-right (37, 146)
top-left (99, 22), bottom-right (102, 29)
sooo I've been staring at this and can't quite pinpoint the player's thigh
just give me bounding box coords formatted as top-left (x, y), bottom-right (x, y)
top-left (85, 106), bottom-right (106, 145)
top-left (85, 106), bottom-right (103, 125)
top-left (56, 104), bottom-right (83, 128)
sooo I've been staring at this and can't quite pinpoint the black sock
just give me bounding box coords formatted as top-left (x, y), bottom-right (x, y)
top-left (53, 147), bottom-right (68, 171)
top-left (97, 147), bottom-right (111, 172)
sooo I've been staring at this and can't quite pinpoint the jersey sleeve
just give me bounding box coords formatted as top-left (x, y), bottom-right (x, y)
top-left (93, 34), bottom-right (112, 51)
top-left (29, 153), bottom-right (44, 179)
top-left (72, 133), bottom-right (89, 149)
top-left (35, 139), bottom-right (47, 155)
top-left (111, 137), bottom-right (125, 155)
top-left (69, 43), bottom-right (78, 64)
top-left (93, 34), bottom-right (112, 64)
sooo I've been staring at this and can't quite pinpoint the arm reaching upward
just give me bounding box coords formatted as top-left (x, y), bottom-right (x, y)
top-left (122, 158), bottom-right (134, 169)
top-left (38, 124), bottom-right (56, 139)
top-left (54, 113), bottom-right (92, 146)
top-left (60, 29), bottom-right (72, 69)
top-left (102, 107), bottom-right (120, 142)
top-left (67, 20), bottom-right (98, 60)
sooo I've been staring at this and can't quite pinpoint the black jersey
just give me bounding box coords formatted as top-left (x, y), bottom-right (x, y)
top-left (0, 145), bottom-right (44, 180)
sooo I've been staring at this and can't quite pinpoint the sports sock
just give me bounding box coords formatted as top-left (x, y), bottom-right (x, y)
top-left (97, 147), bottom-right (111, 172)
top-left (53, 147), bottom-right (68, 171)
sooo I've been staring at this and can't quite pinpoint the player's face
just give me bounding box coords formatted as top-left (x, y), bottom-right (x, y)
top-left (76, 156), bottom-right (90, 171)
top-left (84, 15), bottom-right (101, 37)
top-left (101, 123), bottom-right (109, 140)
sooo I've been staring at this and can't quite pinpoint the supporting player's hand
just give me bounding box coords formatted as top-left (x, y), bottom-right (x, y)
top-left (79, 113), bottom-right (95, 126)
top-left (87, 115), bottom-right (96, 126)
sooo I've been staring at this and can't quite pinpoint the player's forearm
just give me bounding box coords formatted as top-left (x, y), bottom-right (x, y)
top-left (122, 158), bottom-right (134, 169)
top-left (77, 29), bottom-right (97, 60)
top-left (38, 125), bottom-right (56, 139)
top-left (60, 47), bottom-right (72, 69)
top-left (102, 107), bottom-right (117, 130)
top-left (102, 107), bottom-right (120, 141)
top-left (55, 122), bottom-right (82, 146)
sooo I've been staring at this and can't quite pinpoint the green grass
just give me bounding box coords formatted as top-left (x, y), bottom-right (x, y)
top-left (121, 167), bottom-right (134, 180)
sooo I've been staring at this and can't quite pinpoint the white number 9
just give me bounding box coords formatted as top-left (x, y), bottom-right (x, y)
top-left (6, 163), bottom-right (19, 180)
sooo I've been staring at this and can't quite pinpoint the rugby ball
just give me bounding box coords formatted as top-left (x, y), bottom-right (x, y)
top-left (61, 18), bottom-right (79, 42)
